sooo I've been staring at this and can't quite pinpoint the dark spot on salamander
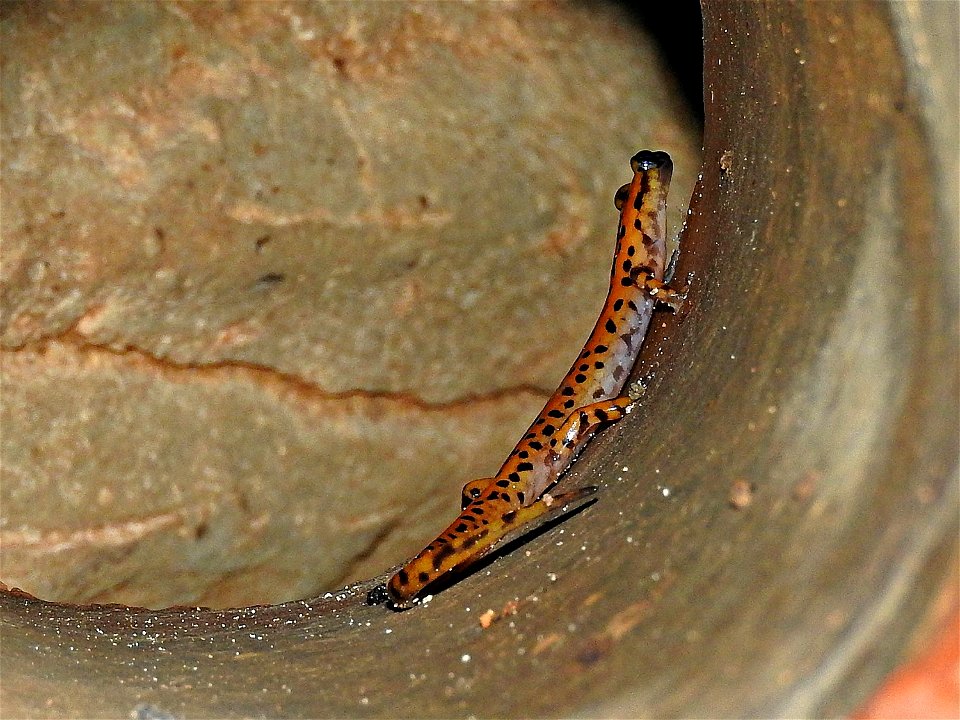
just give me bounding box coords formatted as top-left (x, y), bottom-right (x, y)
top-left (595, 409), bottom-right (609, 422)
top-left (542, 425), bottom-right (556, 436)
top-left (562, 387), bottom-right (575, 396)
top-left (580, 349), bottom-right (591, 358)
top-left (627, 245), bottom-right (636, 257)
top-left (594, 361), bottom-right (605, 369)
top-left (432, 544), bottom-right (455, 570)
top-left (628, 299), bottom-right (638, 312)
top-left (456, 522), bottom-right (469, 533)
top-left (635, 173), bottom-right (650, 207)
top-left (605, 318), bottom-right (617, 333)
top-left (620, 277), bottom-right (633, 287)
top-left (575, 373), bottom-right (587, 383)
top-left (592, 388), bottom-right (605, 399)
top-left (418, 571), bottom-right (430, 583)
top-left (496, 479), bottom-right (511, 487)
top-left (622, 259), bottom-right (632, 273)
top-left (501, 511), bottom-right (517, 523)
top-left (613, 298), bottom-right (624, 311)
top-left (642, 232), bottom-right (656, 247)
top-left (509, 472), bottom-right (521, 482)
top-left (550, 438), bottom-right (558, 447)
top-left (529, 441), bottom-right (543, 450)
top-left (517, 462), bottom-right (533, 472)
top-left (518, 450), bottom-right (529, 459)
top-left (397, 569), bottom-right (409, 585)
top-left (548, 409), bottom-right (564, 419)
top-left (595, 344), bottom-right (608, 353)
top-left (564, 399), bottom-right (575, 408)
top-left (634, 217), bottom-right (643, 230)
top-left (579, 363), bottom-right (589, 371)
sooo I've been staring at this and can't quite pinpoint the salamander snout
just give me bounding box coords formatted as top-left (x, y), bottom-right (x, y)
top-left (630, 149), bottom-right (672, 172)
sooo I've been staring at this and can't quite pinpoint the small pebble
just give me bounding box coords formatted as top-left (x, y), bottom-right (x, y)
top-left (729, 479), bottom-right (754, 509)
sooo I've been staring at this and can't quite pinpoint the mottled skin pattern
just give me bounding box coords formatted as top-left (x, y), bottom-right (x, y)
top-left (381, 151), bottom-right (682, 609)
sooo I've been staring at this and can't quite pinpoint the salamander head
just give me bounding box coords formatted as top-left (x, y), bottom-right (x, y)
top-left (630, 149), bottom-right (672, 173)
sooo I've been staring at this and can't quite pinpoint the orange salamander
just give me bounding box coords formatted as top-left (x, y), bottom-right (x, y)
top-left (370, 150), bottom-right (683, 609)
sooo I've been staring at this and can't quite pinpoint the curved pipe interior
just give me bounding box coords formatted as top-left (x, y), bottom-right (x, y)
top-left (2, 3), bottom-right (957, 718)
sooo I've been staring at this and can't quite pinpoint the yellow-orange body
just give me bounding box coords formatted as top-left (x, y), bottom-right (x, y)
top-left (383, 150), bottom-right (680, 609)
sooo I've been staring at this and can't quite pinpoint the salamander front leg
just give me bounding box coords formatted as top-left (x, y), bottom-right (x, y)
top-left (629, 267), bottom-right (688, 311)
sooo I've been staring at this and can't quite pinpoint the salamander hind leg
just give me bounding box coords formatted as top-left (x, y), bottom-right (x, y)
top-left (487, 485), bottom-right (599, 552)
top-left (552, 397), bottom-right (634, 453)
top-left (461, 478), bottom-right (493, 509)
top-left (385, 486), bottom-right (599, 610)
top-left (451, 485), bottom-right (602, 576)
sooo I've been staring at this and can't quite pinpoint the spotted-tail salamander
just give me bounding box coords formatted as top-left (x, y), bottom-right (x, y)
top-left (371, 150), bottom-right (683, 609)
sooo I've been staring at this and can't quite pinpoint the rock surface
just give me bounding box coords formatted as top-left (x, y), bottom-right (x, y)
top-left (0, 1), bottom-right (698, 607)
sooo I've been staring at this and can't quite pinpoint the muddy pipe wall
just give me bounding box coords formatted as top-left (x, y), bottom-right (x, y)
top-left (1, 1), bottom-right (957, 718)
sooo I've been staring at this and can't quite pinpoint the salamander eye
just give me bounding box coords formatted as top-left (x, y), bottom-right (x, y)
top-left (613, 183), bottom-right (630, 211)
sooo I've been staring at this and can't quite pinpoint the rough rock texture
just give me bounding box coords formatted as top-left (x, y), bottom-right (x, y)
top-left (0, 2), bottom-right (698, 607)
top-left (2, 1), bottom-right (957, 719)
